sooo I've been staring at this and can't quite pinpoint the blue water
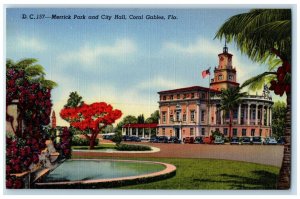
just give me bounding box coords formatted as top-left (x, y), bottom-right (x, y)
top-left (44, 160), bottom-right (165, 182)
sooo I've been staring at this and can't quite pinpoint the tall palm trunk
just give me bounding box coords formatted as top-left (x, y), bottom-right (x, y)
top-left (229, 111), bottom-right (233, 138)
top-left (277, 92), bottom-right (291, 189)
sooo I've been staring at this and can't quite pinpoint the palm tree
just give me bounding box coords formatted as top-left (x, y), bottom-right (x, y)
top-left (219, 87), bottom-right (247, 138)
top-left (215, 9), bottom-right (291, 189)
top-left (6, 58), bottom-right (57, 89)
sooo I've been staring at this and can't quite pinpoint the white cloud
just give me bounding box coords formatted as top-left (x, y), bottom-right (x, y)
top-left (16, 36), bottom-right (46, 51)
top-left (162, 37), bottom-right (220, 56)
top-left (59, 38), bottom-right (137, 67)
top-left (137, 76), bottom-right (183, 91)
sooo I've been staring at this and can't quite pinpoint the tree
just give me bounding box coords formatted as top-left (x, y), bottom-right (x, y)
top-left (145, 110), bottom-right (160, 123)
top-left (137, 114), bottom-right (145, 124)
top-left (7, 58), bottom-right (57, 89)
top-left (64, 91), bottom-right (83, 108)
top-left (60, 102), bottom-right (122, 149)
top-left (219, 87), bottom-right (247, 138)
top-left (115, 115), bottom-right (138, 133)
top-left (215, 9), bottom-right (291, 189)
top-left (272, 101), bottom-right (287, 139)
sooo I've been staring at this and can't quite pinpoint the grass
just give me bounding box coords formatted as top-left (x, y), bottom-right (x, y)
top-left (72, 143), bottom-right (115, 150)
top-left (72, 155), bottom-right (280, 190)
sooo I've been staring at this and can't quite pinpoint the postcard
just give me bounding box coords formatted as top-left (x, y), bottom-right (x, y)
top-left (5, 6), bottom-right (293, 191)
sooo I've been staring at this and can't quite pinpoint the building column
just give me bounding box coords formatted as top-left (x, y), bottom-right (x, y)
top-left (220, 110), bottom-right (223, 125)
top-left (261, 106), bottom-right (265, 126)
top-left (136, 128), bottom-right (138, 136)
top-left (196, 103), bottom-right (200, 125)
top-left (238, 104), bottom-right (241, 125)
top-left (247, 104), bottom-right (250, 125)
top-left (255, 104), bottom-right (258, 125)
top-left (130, 128), bottom-right (132, 136)
top-left (167, 106), bottom-right (170, 124)
top-left (179, 128), bottom-right (182, 140)
top-left (186, 105), bottom-right (189, 123)
top-left (270, 107), bottom-right (272, 126)
top-left (142, 128), bottom-right (145, 138)
top-left (156, 128), bottom-right (158, 136)
top-left (268, 107), bottom-right (270, 126)
top-left (208, 105), bottom-right (211, 125)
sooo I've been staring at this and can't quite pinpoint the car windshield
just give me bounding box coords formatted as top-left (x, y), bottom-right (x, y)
top-left (253, 137), bottom-right (261, 142)
top-left (231, 138), bottom-right (238, 141)
top-left (243, 137), bottom-right (250, 142)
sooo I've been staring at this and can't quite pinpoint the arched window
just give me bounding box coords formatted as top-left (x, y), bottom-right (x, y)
top-left (218, 75), bottom-right (223, 80)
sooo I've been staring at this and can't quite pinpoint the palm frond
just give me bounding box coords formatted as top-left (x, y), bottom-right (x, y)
top-left (24, 64), bottom-right (46, 77)
top-left (241, 72), bottom-right (276, 90)
top-left (15, 58), bottom-right (38, 69)
top-left (40, 79), bottom-right (58, 89)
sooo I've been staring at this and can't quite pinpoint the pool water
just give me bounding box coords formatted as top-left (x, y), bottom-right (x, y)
top-left (44, 159), bottom-right (166, 182)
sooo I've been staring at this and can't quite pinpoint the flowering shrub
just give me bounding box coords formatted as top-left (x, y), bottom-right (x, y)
top-left (60, 102), bottom-right (122, 149)
top-left (54, 127), bottom-right (72, 159)
top-left (6, 68), bottom-right (52, 188)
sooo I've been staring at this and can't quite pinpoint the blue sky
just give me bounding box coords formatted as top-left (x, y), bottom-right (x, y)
top-left (6, 8), bottom-right (285, 126)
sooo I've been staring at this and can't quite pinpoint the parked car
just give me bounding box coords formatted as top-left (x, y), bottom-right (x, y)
top-left (184, 137), bottom-right (195, 144)
top-left (214, 136), bottom-right (224, 144)
top-left (230, 137), bottom-right (240, 145)
top-left (130, 136), bottom-right (141, 142)
top-left (277, 137), bottom-right (285, 145)
top-left (241, 137), bottom-right (251, 145)
top-left (158, 136), bottom-right (169, 143)
top-left (150, 136), bottom-right (159, 143)
top-left (263, 137), bottom-right (278, 145)
top-left (168, 136), bottom-right (181, 143)
top-left (122, 135), bottom-right (131, 141)
top-left (103, 135), bottom-right (113, 140)
top-left (194, 136), bottom-right (204, 144)
top-left (203, 136), bottom-right (214, 144)
top-left (252, 136), bottom-right (263, 145)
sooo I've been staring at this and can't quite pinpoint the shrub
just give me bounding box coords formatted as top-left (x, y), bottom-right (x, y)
top-left (112, 131), bottom-right (122, 144)
top-left (72, 136), bottom-right (99, 146)
top-left (116, 144), bottom-right (151, 151)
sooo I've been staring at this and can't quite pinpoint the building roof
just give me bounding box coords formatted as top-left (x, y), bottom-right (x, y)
top-left (158, 86), bottom-right (220, 94)
top-left (122, 123), bottom-right (158, 128)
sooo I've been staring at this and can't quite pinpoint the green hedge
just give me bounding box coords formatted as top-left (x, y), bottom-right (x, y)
top-left (116, 144), bottom-right (151, 151)
top-left (72, 136), bottom-right (99, 146)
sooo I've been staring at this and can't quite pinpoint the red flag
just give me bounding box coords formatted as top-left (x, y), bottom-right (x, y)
top-left (202, 68), bottom-right (210, 78)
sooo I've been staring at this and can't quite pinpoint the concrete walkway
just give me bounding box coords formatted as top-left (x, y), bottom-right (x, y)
top-left (73, 142), bottom-right (284, 167)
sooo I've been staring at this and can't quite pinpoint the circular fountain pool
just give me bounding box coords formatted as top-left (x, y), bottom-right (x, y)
top-left (35, 159), bottom-right (176, 188)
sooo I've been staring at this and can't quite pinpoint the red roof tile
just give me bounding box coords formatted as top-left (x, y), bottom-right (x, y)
top-left (122, 123), bottom-right (158, 128)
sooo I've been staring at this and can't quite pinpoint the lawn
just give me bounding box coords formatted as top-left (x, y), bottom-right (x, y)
top-left (72, 143), bottom-right (115, 150)
top-left (72, 155), bottom-right (280, 190)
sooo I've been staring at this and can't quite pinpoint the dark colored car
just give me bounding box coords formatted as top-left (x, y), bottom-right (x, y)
top-left (122, 135), bottom-right (131, 141)
top-left (168, 136), bottom-right (181, 143)
top-left (150, 136), bottom-right (159, 143)
top-left (194, 136), bottom-right (204, 144)
top-left (277, 137), bottom-right (285, 145)
top-left (241, 137), bottom-right (251, 145)
top-left (230, 137), bottom-right (240, 145)
top-left (252, 136), bottom-right (263, 145)
top-left (103, 135), bottom-right (113, 140)
top-left (184, 137), bottom-right (195, 144)
top-left (130, 136), bottom-right (141, 142)
top-left (203, 136), bottom-right (214, 144)
top-left (158, 136), bottom-right (169, 143)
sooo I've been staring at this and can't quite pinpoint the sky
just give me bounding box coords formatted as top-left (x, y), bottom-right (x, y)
top-left (6, 8), bottom-right (285, 126)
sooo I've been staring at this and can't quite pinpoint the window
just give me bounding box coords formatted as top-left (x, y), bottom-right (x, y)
top-left (233, 128), bottom-right (237, 136)
top-left (201, 128), bottom-right (205, 135)
top-left (251, 129), bottom-right (255, 136)
top-left (201, 93), bottom-right (206, 99)
top-left (218, 75), bottom-right (223, 80)
top-left (258, 110), bottom-right (261, 119)
top-left (229, 75), bottom-right (233, 80)
top-left (177, 94), bottom-right (180, 99)
top-left (170, 95), bottom-right (173, 100)
top-left (176, 111), bottom-right (180, 121)
top-left (233, 109), bottom-right (238, 119)
top-left (190, 110), bottom-right (195, 122)
top-left (201, 110), bottom-right (205, 122)
top-left (242, 129), bottom-right (247, 136)
top-left (162, 112), bottom-right (166, 123)
top-left (252, 109), bottom-right (256, 120)
top-left (191, 93), bottom-right (195, 99)
top-left (170, 114), bottom-right (174, 123)
top-left (162, 128), bottom-right (165, 136)
top-left (183, 114), bottom-right (186, 122)
top-left (170, 130), bottom-right (173, 137)
top-left (190, 128), bottom-right (194, 136)
top-left (183, 94), bottom-right (187, 99)
top-left (163, 96), bottom-right (166, 101)
top-left (224, 128), bottom-right (228, 136)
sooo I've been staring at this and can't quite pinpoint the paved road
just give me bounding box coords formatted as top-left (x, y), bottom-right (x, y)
top-left (73, 142), bottom-right (284, 167)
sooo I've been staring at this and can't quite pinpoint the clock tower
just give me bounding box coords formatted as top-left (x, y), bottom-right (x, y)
top-left (210, 44), bottom-right (239, 90)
